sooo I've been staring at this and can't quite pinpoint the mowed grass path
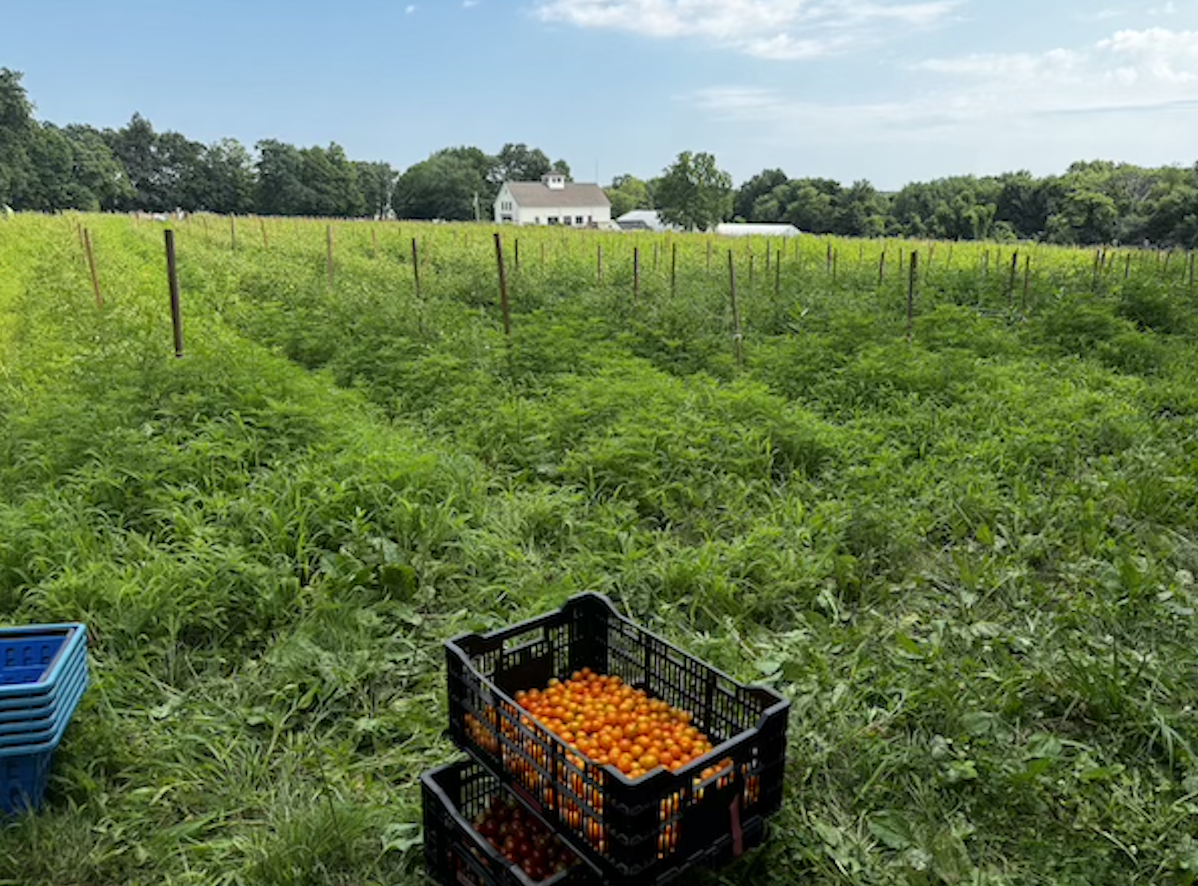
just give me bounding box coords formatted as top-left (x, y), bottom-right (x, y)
top-left (2, 214), bottom-right (1198, 885)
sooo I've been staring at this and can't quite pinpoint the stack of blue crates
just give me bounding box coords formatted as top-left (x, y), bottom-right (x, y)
top-left (0, 623), bottom-right (88, 814)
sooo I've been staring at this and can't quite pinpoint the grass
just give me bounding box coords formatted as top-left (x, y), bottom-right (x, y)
top-left (1, 213), bottom-right (1198, 884)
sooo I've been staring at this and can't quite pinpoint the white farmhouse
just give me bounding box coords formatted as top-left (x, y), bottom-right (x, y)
top-left (494, 173), bottom-right (612, 227)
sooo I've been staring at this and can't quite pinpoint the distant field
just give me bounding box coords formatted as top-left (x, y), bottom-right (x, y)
top-left (2, 213), bottom-right (1198, 885)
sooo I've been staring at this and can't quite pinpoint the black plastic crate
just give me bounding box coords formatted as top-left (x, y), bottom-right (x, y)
top-left (446, 593), bottom-right (788, 882)
top-left (422, 759), bottom-right (599, 886)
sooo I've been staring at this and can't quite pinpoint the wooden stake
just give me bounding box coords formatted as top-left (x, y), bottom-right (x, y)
top-left (494, 232), bottom-right (511, 338)
top-left (230, 215), bottom-right (236, 252)
top-left (1008, 250), bottom-right (1019, 307)
top-left (260, 217), bottom-right (268, 250)
top-left (706, 239), bottom-right (712, 273)
top-left (597, 243), bottom-right (603, 283)
top-left (633, 247), bottom-right (640, 306)
top-left (671, 243), bottom-right (677, 298)
top-left (326, 225), bottom-right (335, 289)
top-left (1125, 252), bottom-right (1132, 280)
top-left (878, 249), bottom-right (886, 287)
top-left (826, 241), bottom-right (833, 273)
top-left (1022, 254), bottom-right (1031, 316)
top-left (411, 237), bottom-right (421, 298)
top-left (728, 250), bottom-right (743, 370)
top-left (371, 226), bottom-right (377, 258)
top-left (774, 246), bottom-right (781, 299)
top-left (514, 238), bottom-right (520, 273)
top-left (748, 253), bottom-right (755, 286)
top-left (165, 229), bottom-right (183, 358)
top-left (83, 228), bottom-right (102, 308)
top-left (907, 250), bottom-right (918, 343)
top-left (766, 239), bottom-right (772, 272)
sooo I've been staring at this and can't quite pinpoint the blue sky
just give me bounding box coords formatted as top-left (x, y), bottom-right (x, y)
top-left (3, 0), bottom-right (1197, 189)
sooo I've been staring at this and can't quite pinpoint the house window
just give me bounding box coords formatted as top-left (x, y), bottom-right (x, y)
top-left (576, 216), bottom-right (584, 225)
top-left (535, 217), bottom-right (540, 224)
top-left (548, 216), bottom-right (559, 225)
top-left (587, 215), bottom-right (593, 223)
top-left (564, 216), bottom-right (573, 226)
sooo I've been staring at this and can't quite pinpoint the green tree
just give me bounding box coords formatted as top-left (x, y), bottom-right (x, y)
top-left (105, 114), bottom-right (204, 210)
top-left (62, 124), bottom-right (133, 210)
top-left (197, 138), bottom-right (255, 214)
top-left (754, 178), bottom-right (840, 233)
top-left (256, 139), bottom-right (305, 216)
top-left (655, 151), bottom-right (733, 232)
top-left (734, 168), bottom-right (788, 221)
top-left (605, 174), bottom-right (651, 218)
top-left (0, 68), bottom-right (37, 208)
top-left (1047, 189), bottom-right (1120, 245)
top-left (297, 143), bottom-right (364, 217)
top-left (155, 130), bottom-right (205, 210)
top-left (837, 179), bottom-right (888, 237)
top-left (393, 153), bottom-right (486, 221)
top-left (1144, 183), bottom-right (1198, 248)
top-left (354, 160), bottom-right (397, 218)
top-left (996, 171), bottom-right (1059, 239)
top-left (490, 143), bottom-right (553, 187)
top-left (22, 124), bottom-right (75, 210)
top-left (105, 113), bottom-right (157, 209)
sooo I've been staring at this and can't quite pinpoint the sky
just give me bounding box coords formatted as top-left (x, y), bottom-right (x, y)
top-left (2, 0), bottom-right (1197, 190)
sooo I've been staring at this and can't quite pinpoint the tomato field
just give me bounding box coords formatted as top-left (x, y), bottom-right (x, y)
top-left (2, 213), bottom-right (1198, 884)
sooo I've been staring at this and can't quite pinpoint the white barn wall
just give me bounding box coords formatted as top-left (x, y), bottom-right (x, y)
top-left (493, 184), bottom-right (612, 227)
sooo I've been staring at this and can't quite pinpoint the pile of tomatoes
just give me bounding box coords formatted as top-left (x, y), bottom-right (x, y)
top-left (472, 793), bottom-right (577, 881)
top-left (461, 668), bottom-right (763, 864)
top-left (515, 668), bottom-right (719, 780)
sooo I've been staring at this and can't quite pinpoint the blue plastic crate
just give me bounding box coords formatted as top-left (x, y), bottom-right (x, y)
top-left (0, 748), bottom-right (53, 815)
top-left (0, 654), bottom-right (87, 719)
top-left (0, 668), bottom-right (87, 743)
top-left (0, 624), bottom-right (86, 696)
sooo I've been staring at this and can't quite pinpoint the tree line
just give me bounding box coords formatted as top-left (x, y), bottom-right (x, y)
top-left (0, 69), bottom-right (569, 220)
top-left (609, 159), bottom-right (1198, 249)
top-left (2, 68), bottom-right (1196, 247)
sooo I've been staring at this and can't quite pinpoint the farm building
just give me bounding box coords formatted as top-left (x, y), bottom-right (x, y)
top-left (615, 210), bottom-right (681, 233)
top-left (494, 174), bottom-right (612, 227)
top-left (715, 223), bottom-right (802, 238)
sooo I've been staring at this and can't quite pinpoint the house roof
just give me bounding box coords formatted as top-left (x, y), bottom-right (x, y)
top-left (616, 210), bottom-right (681, 233)
top-left (715, 223), bottom-right (802, 238)
top-left (504, 181), bottom-right (611, 209)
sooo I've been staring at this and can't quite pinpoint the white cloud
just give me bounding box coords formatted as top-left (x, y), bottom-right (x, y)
top-left (687, 27), bottom-right (1198, 160)
top-left (911, 27), bottom-right (1198, 105)
top-left (533, 0), bottom-right (961, 60)
top-left (406, 4), bottom-right (417, 13)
